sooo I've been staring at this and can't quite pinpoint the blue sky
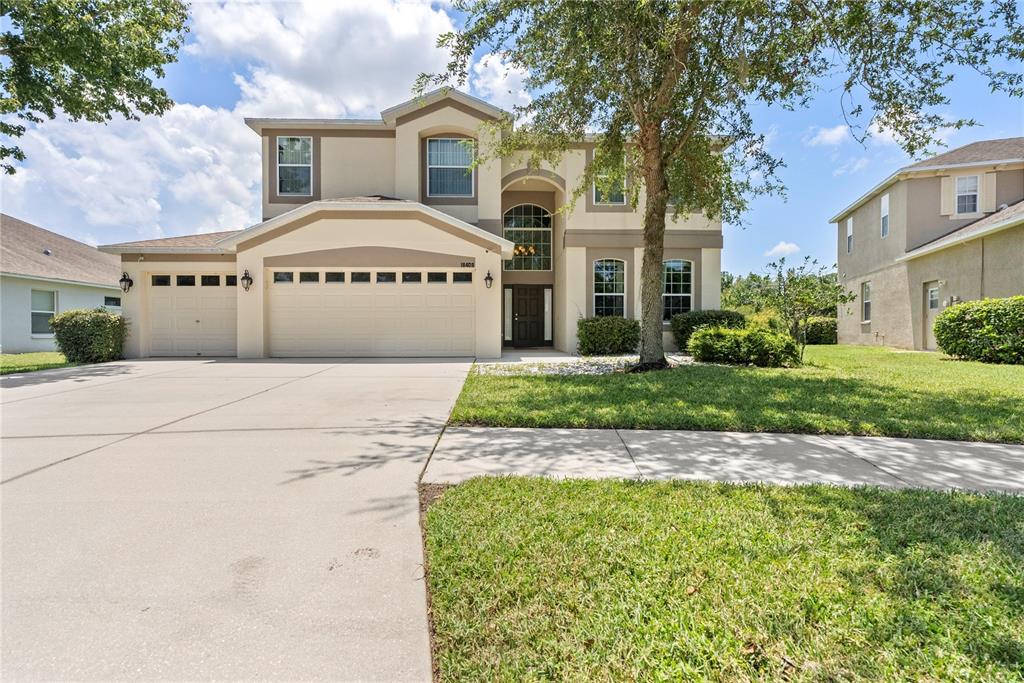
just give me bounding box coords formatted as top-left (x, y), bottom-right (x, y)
top-left (5, 1), bottom-right (1022, 276)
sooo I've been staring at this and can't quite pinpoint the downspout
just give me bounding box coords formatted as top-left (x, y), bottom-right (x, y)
top-left (980, 237), bottom-right (985, 298)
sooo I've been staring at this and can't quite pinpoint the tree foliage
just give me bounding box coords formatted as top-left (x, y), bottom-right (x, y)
top-left (1, 0), bottom-right (189, 173)
top-left (417, 0), bottom-right (1024, 366)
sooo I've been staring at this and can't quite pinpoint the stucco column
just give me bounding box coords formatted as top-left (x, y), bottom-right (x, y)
top-left (120, 259), bottom-right (145, 358)
top-left (235, 252), bottom-right (265, 358)
top-left (476, 128), bottom-right (502, 223)
top-left (632, 246), bottom-right (645, 320)
top-left (563, 246), bottom-right (587, 353)
top-left (475, 251), bottom-right (504, 359)
top-left (701, 248), bottom-right (721, 309)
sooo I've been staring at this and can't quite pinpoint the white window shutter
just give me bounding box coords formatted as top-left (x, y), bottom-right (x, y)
top-left (939, 176), bottom-right (953, 215)
top-left (981, 172), bottom-right (997, 212)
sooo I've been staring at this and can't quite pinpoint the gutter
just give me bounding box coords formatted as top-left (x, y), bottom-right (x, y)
top-left (1, 270), bottom-right (121, 290)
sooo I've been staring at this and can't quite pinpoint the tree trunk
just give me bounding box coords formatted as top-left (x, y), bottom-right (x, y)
top-left (637, 129), bottom-right (669, 367)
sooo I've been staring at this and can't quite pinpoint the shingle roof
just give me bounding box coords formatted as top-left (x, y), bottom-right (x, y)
top-left (902, 137), bottom-right (1024, 170)
top-left (101, 230), bottom-right (241, 250)
top-left (0, 214), bottom-right (121, 287)
top-left (902, 198), bottom-right (1024, 260)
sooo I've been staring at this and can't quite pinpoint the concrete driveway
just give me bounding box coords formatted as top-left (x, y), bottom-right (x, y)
top-left (1, 358), bottom-right (470, 681)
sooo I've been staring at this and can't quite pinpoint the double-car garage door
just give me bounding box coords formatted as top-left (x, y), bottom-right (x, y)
top-left (267, 268), bottom-right (475, 357)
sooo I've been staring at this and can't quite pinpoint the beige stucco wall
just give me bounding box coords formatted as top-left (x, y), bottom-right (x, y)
top-left (838, 263), bottom-right (914, 349)
top-left (234, 213), bottom-right (504, 359)
top-left (981, 224), bottom-right (1024, 297)
top-left (320, 137), bottom-right (395, 200)
top-left (837, 180), bottom-right (908, 281)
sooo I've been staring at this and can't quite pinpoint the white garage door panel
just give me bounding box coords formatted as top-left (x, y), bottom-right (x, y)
top-left (149, 276), bottom-right (237, 357)
top-left (268, 271), bottom-right (475, 357)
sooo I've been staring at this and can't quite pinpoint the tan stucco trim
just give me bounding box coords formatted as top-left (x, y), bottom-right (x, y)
top-left (565, 229), bottom-right (722, 249)
top-left (264, 246), bottom-right (475, 268)
top-left (119, 253), bottom-right (237, 263)
top-left (395, 98), bottom-right (499, 127)
top-left (266, 130), bottom-right (322, 205)
top-left (501, 168), bottom-right (567, 192)
top-left (477, 219), bottom-right (502, 235)
top-left (235, 209), bottom-right (504, 253)
top-left (420, 133), bottom-right (478, 206)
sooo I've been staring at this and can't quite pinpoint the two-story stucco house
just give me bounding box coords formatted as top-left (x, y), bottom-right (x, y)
top-left (830, 137), bottom-right (1024, 350)
top-left (99, 89), bottom-right (723, 359)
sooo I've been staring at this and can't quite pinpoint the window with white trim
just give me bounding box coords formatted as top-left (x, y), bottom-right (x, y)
top-left (503, 204), bottom-right (552, 271)
top-left (956, 175), bottom-right (978, 214)
top-left (927, 287), bottom-right (940, 311)
top-left (277, 136), bottom-right (312, 196)
top-left (861, 282), bottom-right (872, 322)
top-left (880, 193), bottom-right (889, 238)
top-left (662, 259), bottom-right (692, 321)
top-left (427, 138), bottom-right (474, 197)
top-left (31, 289), bottom-right (56, 335)
top-left (846, 217), bottom-right (854, 254)
top-left (593, 259), bottom-right (625, 317)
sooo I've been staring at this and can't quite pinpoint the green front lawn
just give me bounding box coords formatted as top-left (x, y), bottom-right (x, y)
top-left (425, 478), bottom-right (1024, 681)
top-left (0, 352), bottom-right (71, 375)
top-left (452, 345), bottom-right (1024, 443)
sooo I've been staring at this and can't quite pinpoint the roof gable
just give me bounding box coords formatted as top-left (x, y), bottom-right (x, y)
top-left (381, 88), bottom-right (507, 126)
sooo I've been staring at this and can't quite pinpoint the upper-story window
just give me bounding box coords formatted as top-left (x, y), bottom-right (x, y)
top-left (593, 173), bottom-right (626, 205)
top-left (880, 193), bottom-right (889, 238)
top-left (503, 204), bottom-right (552, 271)
top-left (846, 217), bottom-right (854, 254)
top-left (277, 136), bottom-right (312, 196)
top-left (662, 260), bottom-right (693, 321)
top-left (956, 175), bottom-right (979, 214)
top-left (427, 138), bottom-right (474, 197)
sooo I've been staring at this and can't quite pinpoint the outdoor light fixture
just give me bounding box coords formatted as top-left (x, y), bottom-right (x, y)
top-left (484, 270), bottom-right (494, 289)
top-left (240, 269), bottom-right (254, 291)
top-left (119, 272), bottom-right (133, 293)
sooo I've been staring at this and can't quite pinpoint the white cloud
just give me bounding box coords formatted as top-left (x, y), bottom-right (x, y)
top-left (804, 124), bottom-right (850, 147)
top-left (764, 241), bottom-right (800, 257)
top-left (471, 53), bottom-right (531, 112)
top-left (833, 156), bottom-right (870, 176)
top-left (6, 0), bottom-right (459, 246)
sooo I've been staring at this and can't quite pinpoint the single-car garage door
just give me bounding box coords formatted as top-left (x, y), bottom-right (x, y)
top-left (267, 268), bottom-right (475, 357)
top-left (148, 273), bottom-right (238, 356)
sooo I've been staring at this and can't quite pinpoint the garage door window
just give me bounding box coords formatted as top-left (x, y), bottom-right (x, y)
top-left (152, 275), bottom-right (171, 286)
top-left (377, 272), bottom-right (397, 283)
top-left (226, 275), bottom-right (237, 286)
top-left (428, 272), bottom-right (447, 283)
top-left (352, 272), bottom-right (371, 283)
top-left (300, 271), bottom-right (320, 283)
top-left (201, 275), bottom-right (220, 286)
top-left (403, 272), bottom-right (422, 283)
top-left (273, 272), bottom-right (294, 283)
top-left (176, 275), bottom-right (196, 287)
top-left (325, 272), bottom-right (345, 283)
top-left (453, 272), bottom-right (472, 283)
top-left (31, 289), bottom-right (56, 335)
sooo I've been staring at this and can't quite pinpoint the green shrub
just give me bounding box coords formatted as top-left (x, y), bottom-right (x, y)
top-left (670, 310), bottom-right (746, 350)
top-left (50, 308), bottom-right (128, 364)
top-left (688, 326), bottom-right (800, 367)
top-left (745, 308), bottom-right (787, 334)
top-left (577, 316), bottom-right (640, 355)
top-left (803, 315), bottom-right (838, 344)
top-left (934, 296), bottom-right (1024, 364)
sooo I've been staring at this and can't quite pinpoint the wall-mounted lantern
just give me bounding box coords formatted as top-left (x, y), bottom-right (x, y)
top-left (119, 272), bottom-right (134, 293)
top-left (240, 269), bottom-right (254, 291)
top-left (484, 270), bottom-right (494, 289)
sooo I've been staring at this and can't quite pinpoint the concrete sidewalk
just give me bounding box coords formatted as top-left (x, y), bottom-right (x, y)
top-left (424, 428), bottom-right (1024, 493)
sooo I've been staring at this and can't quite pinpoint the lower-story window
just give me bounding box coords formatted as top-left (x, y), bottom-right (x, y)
top-left (662, 259), bottom-right (692, 321)
top-left (593, 258), bottom-right (625, 317)
top-left (31, 289), bottom-right (56, 335)
top-left (861, 281), bottom-right (872, 322)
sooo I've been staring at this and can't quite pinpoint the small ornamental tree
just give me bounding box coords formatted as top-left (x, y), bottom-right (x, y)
top-left (729, 257), bottom-right (855, 360)
top-left (417, 0), bottom-right (1024, 369)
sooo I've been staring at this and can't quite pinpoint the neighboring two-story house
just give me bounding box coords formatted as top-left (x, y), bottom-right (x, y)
top-left (99, 89), bottom-right (723, 359)
top-left (830, 137), bottom-right (1024, 350)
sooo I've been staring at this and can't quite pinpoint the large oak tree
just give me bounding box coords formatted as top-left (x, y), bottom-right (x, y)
top-left (417, 0), bottom-right (1023, 367)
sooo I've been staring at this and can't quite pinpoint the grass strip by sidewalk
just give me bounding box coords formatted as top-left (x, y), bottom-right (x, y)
top-left (451, 345), bottom-right (1024, 443)
top-left (0, 352), bottom-right (71, 375)
top-left (424, 477), bottom-right (1024, 682)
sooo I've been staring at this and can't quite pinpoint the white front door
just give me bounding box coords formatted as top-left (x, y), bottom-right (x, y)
top-left (267, 268), bottom-right (475, 357)
top-left (148, 274), bottom-right (237, 356)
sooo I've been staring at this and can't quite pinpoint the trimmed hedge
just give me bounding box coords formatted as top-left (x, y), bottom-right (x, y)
top-left (934, 296), bottom-right (1024, 364)
top-left (577, 316), bottom-right (640, 355)
top-left (670, 310), bottom-right (746, 350)
top-left (688, 326), bottom-right (800, 367)
top-left (50, 308), bottom-right (128, 364)
top-left (803, 316), bottom-right (838, 345)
